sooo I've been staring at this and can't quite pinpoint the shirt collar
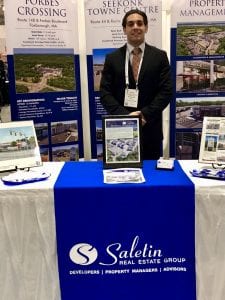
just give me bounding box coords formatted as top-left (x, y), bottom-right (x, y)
top-left (127, 42), bottom-right (145, 54)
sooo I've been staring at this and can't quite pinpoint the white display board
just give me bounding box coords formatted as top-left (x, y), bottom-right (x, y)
top-left (4, 0), bottom-right (79, 54)
top-left (199, 116), bottom-right (225, 165)
top-left (85, 0), bottom-right (162, 53)
top-left (0, 120), bottom-right (41, 171)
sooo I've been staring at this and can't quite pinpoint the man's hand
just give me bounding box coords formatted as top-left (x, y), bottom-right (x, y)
top-left (129, 111), bottom-right (146, 126)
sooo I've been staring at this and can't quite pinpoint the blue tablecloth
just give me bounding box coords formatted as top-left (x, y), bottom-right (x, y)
top-left (54, 160), bottom-right (196, 300)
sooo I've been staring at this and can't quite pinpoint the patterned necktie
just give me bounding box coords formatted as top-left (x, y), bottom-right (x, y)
top-left (132, 47), bottom-right (141, 82)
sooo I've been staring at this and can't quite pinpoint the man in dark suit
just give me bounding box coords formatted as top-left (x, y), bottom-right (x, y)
top-left (100, 9), bottom-right (173, 160)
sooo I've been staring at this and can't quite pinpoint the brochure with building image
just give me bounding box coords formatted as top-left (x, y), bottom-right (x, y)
top-left (199, 117), bottom-right (225, 165)
top-left (0, 120), bottom-right (42, 172)
top-left (103, 168), bottom-right (145, 184)
top-left (102, 115), bottom-right (142, 169)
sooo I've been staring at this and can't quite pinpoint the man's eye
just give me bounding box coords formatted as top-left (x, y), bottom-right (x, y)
top-left (136, 21), bottom-right (144, 26)
top-left (127, 21), bottom-right (144, 27)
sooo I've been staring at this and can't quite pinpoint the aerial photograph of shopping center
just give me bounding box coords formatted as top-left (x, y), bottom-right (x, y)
top-left (176, 97), bottom-right (225, 129)
top-left (14, 54), bottom-right (76, 93)
top-left (176, 22), bottom-right (225, 56)
top-left (106, 137), bottom-right (139, 162)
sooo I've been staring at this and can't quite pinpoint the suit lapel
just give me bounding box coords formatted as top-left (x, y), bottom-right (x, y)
top-left (119, 45), bottom-right (136, 86)
top-left (138, 44), bottom-right (151, 82)
top-left (119, 45), bottom-right (128, 80)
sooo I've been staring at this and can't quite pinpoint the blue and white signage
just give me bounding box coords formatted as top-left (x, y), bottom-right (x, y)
top-left (54, 160), bottom-right (196, 299)
top-left (84, 0), bottom-right (163, 159)
top-left (4, 0), bottom-right (84, 161)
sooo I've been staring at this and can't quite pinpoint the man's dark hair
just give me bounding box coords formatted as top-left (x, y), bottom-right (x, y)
top-left (122, 9), bottom-right (148, 28)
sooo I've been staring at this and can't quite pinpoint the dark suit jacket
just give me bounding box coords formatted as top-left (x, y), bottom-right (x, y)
top-left (100, 43), bottom-right (173, 157)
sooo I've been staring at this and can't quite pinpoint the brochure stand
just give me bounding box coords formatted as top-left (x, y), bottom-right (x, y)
top-left (0, 120), bottom-right (50, 185)
top-left (102, 115), bottom-right (142, 169)
top-left (190, 116), bottom-right (225, 180)
top-left (0, 120), bottom-right (42, 171)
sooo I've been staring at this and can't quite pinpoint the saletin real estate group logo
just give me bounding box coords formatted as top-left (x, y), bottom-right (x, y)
top-left (69, 235), bottom-right (187, 276)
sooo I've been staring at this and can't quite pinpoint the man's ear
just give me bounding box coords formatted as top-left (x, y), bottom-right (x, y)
top-left (145, 25), bottom-right (148, 33)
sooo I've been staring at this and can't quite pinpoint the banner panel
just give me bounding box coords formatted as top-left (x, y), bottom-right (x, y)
top-left (85, 0), bottom-right (162, 159)
top-left (4, 0), bottom-right (84, 161)
top-left (170, 0), bottom-right (225, 159)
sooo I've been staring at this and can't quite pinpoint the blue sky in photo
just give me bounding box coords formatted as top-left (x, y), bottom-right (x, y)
top-left (0, 126), bottom-right (34, 143)
top-left (93, 48), bottom-right (116, 64)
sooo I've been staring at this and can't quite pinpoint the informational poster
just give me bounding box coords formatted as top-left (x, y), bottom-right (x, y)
top-left (4, 0), bottom-right (84, 161)
top-left (171, 0), bottom-right (225, 160)
top-left (85, 0), bottom-right (162, 159)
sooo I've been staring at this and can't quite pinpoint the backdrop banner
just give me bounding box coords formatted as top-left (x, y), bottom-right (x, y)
top-left (84, 0), bottom-right (163, 159)
top-left (170, 0), bottom-right (225, 159)
top-left (54, 160), bottom-right (196, 300)
top-left (4, 0), bottom-right (84, 161)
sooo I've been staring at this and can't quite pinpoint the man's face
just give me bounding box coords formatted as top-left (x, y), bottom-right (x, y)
top-left (123, 13), bottom-right (148, 46)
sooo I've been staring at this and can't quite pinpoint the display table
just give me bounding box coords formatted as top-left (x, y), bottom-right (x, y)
top-left (180, 160), bottom-right (225, 300)
top-left (0, 160), bottom-right (224, 300)
top-left (0, 162), bottom-right (64, 300)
